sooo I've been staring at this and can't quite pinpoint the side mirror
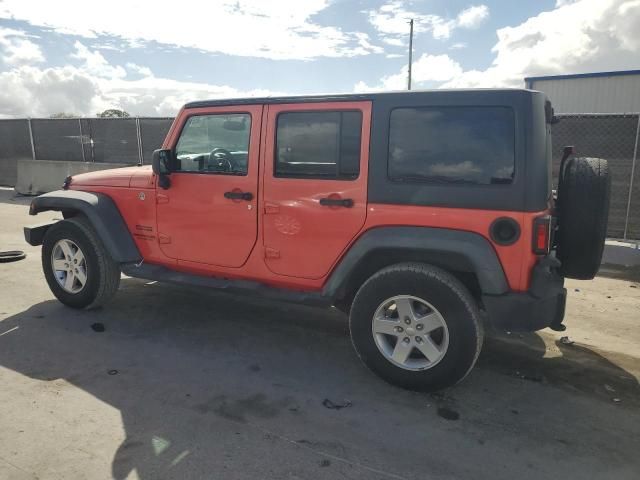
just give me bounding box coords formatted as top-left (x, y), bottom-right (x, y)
top-left (152, 149), bottom-right (172, 189)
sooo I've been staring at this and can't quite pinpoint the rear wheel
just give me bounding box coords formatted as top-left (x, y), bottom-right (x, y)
top-left (42, 216), bottom-right (120, 309)
top-left (349, 263), bottom-right (483, 392)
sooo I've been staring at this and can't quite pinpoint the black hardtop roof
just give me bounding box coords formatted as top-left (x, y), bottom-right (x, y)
top-left (184, 88), bottom-right (539, 109)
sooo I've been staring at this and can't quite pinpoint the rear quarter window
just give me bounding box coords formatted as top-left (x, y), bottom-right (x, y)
top-left (388, 106), bottom-right (515, 185)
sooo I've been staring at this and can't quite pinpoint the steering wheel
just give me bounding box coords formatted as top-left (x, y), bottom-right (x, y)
top-left (207, 148), bottom-right (235, 172)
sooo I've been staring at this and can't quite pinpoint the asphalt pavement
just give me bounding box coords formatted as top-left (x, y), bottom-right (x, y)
top-left (1, 187), bottom-right (639, 480)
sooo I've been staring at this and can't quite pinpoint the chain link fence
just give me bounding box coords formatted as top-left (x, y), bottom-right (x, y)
top-left (553, 113), bottom-right (640, 240)
top-left (0, 117), bottom-right (174, 166)
top-left (0, 114), bottom-right (639, 239)
top-left (0, 120), bottom-right (33, 185)
top-left (139, 118), bottom-right (175, 164)
top-left (31, 119), bottom-right (85, 161)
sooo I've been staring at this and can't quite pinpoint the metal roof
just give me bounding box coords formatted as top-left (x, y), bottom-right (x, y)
top-left (524, 69), bottom-right (640, 88)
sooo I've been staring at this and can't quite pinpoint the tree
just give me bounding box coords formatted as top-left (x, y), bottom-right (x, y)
top-left (49, 112), bottom-right (79, 119)
top-left (96, 109), bottom-right (130, 118)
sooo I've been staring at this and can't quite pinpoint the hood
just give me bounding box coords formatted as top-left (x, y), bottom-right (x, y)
top-left (69, 165), bottom-right (155, 189)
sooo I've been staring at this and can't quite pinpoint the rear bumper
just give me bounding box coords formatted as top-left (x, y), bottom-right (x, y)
top-left (482, 255), bottom-right (566, 332)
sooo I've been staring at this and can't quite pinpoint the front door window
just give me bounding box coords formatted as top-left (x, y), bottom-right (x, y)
top-left (175, 114), bottom-right (251, 175)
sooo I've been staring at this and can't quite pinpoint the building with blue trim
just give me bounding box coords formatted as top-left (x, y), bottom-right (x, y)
top-left (524, 70), bottom-right (640, 113)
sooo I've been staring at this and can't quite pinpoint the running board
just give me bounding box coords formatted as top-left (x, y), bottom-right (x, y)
top-left (121, 263), bottom-right (331, 308)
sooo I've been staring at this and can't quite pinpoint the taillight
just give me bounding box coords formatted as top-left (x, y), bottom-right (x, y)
top-left (532, 216), bottom-right (552, 255)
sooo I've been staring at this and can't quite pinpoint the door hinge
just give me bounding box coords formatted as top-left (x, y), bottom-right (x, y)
top-left (158, 233), bottom-right (171, 244)
top-left (157, 194), bottom-right (169, 204)
top-left (265, 247), bottom-right (280, 259)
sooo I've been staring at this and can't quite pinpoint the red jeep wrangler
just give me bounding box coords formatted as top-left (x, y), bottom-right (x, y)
top-left (25, 90), bottom-right (610, 391)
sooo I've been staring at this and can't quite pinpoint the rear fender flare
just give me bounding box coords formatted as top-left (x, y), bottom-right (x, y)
top-left (323, 226), bottom-right (509, 299)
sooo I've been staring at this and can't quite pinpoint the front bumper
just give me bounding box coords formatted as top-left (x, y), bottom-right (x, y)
top-left (482, 255), bottom-right (566, 332)
top-left (24, 222), bottom-right (56, 246)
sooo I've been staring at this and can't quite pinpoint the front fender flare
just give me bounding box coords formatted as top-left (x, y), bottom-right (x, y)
top-left (323, 226), bottom-right (509, 299)
top-left (28, 190), bottom-right (141, 264)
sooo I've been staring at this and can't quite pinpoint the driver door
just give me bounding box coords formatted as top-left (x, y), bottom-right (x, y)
top-left (156, 105), bottom-right (262, 267)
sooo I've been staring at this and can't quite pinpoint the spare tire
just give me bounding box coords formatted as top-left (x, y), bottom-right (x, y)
top-left (556, 157), bottom-right (611, 279)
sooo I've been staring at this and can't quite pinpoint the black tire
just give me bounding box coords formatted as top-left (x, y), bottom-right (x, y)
top-left (349, 263), bottom-right (483, 392)
top-left (557, 157), bottom-right (611, 280)
top-left (0, 250), bottom-right (26, 263)
top-left (42, 216), bottom-right (120, 309)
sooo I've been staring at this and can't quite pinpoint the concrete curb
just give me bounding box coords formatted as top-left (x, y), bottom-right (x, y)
top-left (601, 241), bottom-right (640, 280)
top-left (14, 159), bottom-right (132, 195)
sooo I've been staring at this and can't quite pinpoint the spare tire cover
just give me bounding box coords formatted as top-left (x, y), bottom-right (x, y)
top-left (556, 157), bottom-right (611, 280)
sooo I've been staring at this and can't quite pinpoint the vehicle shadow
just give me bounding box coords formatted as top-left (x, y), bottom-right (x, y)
top-left (480, 331), bottom-right (639, 406)
top-left (0, 278), bottom-right (638, 479)
top-left (597, 264), bottom-right (640, 282)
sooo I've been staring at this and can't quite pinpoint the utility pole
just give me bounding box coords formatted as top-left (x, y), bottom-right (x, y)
top-left (407, 18), bottom-right (414, 90)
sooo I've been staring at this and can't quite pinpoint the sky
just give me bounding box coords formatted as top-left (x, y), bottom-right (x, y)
top-left (0, 0), bottom-right (638, 117)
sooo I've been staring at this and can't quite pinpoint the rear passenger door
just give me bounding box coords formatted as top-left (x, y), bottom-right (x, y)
top-left (262, 102), bottom-right (371, 279)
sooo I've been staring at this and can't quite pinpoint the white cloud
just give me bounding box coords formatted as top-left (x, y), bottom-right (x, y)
top-left (412, 54), bottom-right (464, 82)
top-left (0, 27), bottom-right (44, 66)
top-left (380, 70), bottom-right (408, 90)
top-left (354, 69), bottom-right (406, 92)
top-left (382, 37), bottom-right (406, 47)
top-left (442, 0), bottom-right (640, 88)
top-left (456, 5), bottom-right (489, 29)
top-left (0, 0), bottom-right (382, 60)
top-left (126, 62), bottom-right (153, 77)
top-left (359, 0), bottom-right (640, 91)
top-left (0, 46), bottom-right (281, 118)
top-left (449, 42), bottom-right (467, 50)
top-left (353, 80), bottom-right (382, 93)
top-left (71, 41), bottom-right (126, 79)
top-left (367, 2), bottom-right (489, 43)
top-left (353, 32), bottom-right (384, 55)
top-left (354, 53), bottom-right (464, 92)
top-left (0, 66), bottom-right (100, 117)
top-left (0, 64), bottom-right (281, 117)
top-left (100, 75), bottom-right (279, 117)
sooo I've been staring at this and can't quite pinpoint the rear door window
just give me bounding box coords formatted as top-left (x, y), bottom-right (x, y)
top-left (275, 111), bottom-right (362, 179)
top-left (388, 106), bottom-right (515, 185)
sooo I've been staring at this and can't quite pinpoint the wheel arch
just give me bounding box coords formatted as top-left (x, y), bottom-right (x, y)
top-left (324, 227), bottom-right (508, 312)
top-left (28, 190), bottom-right (141, 264)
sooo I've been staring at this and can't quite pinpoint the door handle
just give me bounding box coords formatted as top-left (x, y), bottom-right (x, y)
top-left (319, 197), bottom-right (354, 208)
top-left (224, 191), bottom-right (253, 201)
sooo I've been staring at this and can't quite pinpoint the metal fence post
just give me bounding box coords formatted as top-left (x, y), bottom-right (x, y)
top-left (27, 118), bottom-right (36, 160)
top-left (623, 114), bottom-right (640, 240)
top-left (78, 118), bottom-right (86, 162)
top-left (87, 119), bottom-right (95, 163)
top-left (135, 117), bottom-right (144, 165)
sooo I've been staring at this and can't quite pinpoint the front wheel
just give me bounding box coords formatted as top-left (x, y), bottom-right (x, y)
top-left (349, 263), bottom-right (483, 392)
top-left (42, 216), bottom-right (121, 309)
